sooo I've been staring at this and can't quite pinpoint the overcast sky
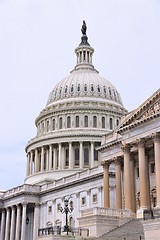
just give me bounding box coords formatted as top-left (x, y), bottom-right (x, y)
top-left (0, 0), bottom-right (159, 190)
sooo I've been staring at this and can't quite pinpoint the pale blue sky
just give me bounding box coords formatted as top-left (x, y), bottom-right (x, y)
top-left (0, 0), bottom-right (159, 189)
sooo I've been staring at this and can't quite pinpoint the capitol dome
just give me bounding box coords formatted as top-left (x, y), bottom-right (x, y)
top-left (25, 22), bottom-right (127, 185)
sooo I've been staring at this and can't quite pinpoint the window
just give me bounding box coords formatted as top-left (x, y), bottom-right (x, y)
top-left (84, 147), bottom-right (89, 166)
top-left (71, 85), bottom-right (74, 93)
top-left (65, 86), bottom-right (68, 94)
top-left (77, 84), bottom-right (80, 92)
top-left (81, 197), bottom-right (86, 206)
top-left (52, 119), bottom-right (55, 130)
top-left (91, 84), bottom-right (94, 92)
top-left (84, 115), bottom-right (88, 127)
top-left (84, 84), bottom-right (87, 92)
top-left (102, 117), bottom-right (105, 128)
top-left (109, 118), bottom-right (113, 130)
top-left (59, 87), bottom-right (62, 95)
top-left (103, 86), bottom-right (106, 94)
top-left (57, 204), bottom-right (61, 211)
top-left (94, 149), bottom-right (98, 161)
top-left (59, 117), bottom-right (63, 129)
top-left (75, 147), bottom-right (79, 166)
top-left (97, 85), bottom-right (100, 93)
top-left (76, 116), bottom-right (79, 127)
top-left (46, 120), bottom-right (49, 132)
top-left (151, 163), bottom-right (155, 174)
top-left (51, 150), bottom-right (54, 169)
top-left (93, 116), bottom-right (97, 128)
top-left (48, 206), bottom-right (52, 214)
top-left (44, 152), bottom-right (47, 170)
top-left (116, 119), bottom-right (119, 126)
top-left (67, 116), bottom-right (71, 128)
top-left (109, 87), bottom-right (112, 98)
top-left (137, 167), bottom-right (139, 178)
top-left (92, 194), bottom-right (97, 203)
top-left (65, 148), bottom-right (69, 167)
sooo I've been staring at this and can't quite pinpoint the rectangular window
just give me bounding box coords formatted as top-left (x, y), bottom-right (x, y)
top-left (92, 194), bottom-right (98, 203)
top-left (81, 197), bottom-right (86, 206)
top-left (151, 162), bottom-right (155, 174)
top-left (48, 206), bottom-right (52, 214)
top-left (137, 167), bottom-right (139, 178)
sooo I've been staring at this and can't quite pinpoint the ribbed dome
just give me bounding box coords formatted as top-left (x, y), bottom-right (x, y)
top-left (47, 69), bottom-right (123, 106)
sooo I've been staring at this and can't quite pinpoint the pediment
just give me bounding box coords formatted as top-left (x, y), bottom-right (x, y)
top-left (117, 88), bottom-right (160, 131)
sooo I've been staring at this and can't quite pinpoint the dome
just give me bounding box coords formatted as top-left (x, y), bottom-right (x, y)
top-left (47, 69), bottom-right (123, 107)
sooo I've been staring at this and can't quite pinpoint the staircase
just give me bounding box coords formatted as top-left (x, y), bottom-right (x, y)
top-left (97, 219), bottom-right (145, 240)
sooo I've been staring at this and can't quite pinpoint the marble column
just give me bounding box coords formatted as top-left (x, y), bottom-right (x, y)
top-left (26, 153), bottom-right (30, 176)
top-left (115, 158), bottom-right (122, 209)
top-left (35, 148), bottom-right (38, 173)
top-left (80, 141), bottom-right (83, 169)
top-left (30, 151), bottom-right (33, 175)
top-left (41, 146), bottom-right (44, 172)
top-left (49, 144), bottom-right (52, 170)
top-left (5, 207), bottom-right (11, 240)
top-left (58, 143), bottom-right (62, 169)
top-left (122, 144), bottom-right (132, 210)
top-left (10, 206), bottom-right (16, 240)
top-left (153, 133), bottom-right (160, 208)
top-left (21, 203), bottom-right (27, 240)
top-left (138, 139), bottom-right (149, 209)
top-left (69, 142), bottom-right (73, 169)
top-left (33, 204), bottom-right (40, 240)
top-left (0, 209), bottom-right (5, 240)
top-left (103, 162), bottom-right (110, 208)
top-left (46, 147), bottom-right (49, 170)
top-left (130, 155), bottom-right (136, 212)
top-left (15, 205), bottom-right (21, 240)
top-left (53, 147), bottom-right (57, 170)
top-left (90, 142), bottom-right (94, 168)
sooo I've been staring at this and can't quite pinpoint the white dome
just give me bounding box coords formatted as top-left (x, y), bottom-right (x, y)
top-left (47, 68), bottom-right (123, 106)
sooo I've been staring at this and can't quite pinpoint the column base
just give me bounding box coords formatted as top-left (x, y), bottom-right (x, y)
top-left (136, 207), bottom-right (148, 219)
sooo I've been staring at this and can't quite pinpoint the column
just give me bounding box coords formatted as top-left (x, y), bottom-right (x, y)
top-left (137, 140), bottom-right (149, 209)
top-left (53, 147), bottom-right (57, 170)
top-left (122, 144), bottom-right (132, 210)
top-left (10, 206), bottom-right (16, 240)
top-left (58, 143), bottom-right (62, 169)
top-left (33, 204), bottom-right (40, 240)
top-left (15, 205), bottom-right (21, 240)
top-left (41, 146), bottom-right (44, 171)
top-left (49, 144), bottom-right (52, 170)
top-left (61, 145), bottom-right (65, 169)
top-left (26, 153), bottom-right (30, 176)
top-left (103, 162), bottom-right (110, 208)
top-left (90, 142), bottom-right (94, 168)
top-left (69, 142), bottom-right (73, 169)
top-left (35, 148), bottom-right (38, 173)
top-left (30, 151), bottom-right (33, 175)
top-left (46, 147), bottom-right (49, 170)
top-left (0, 209), bottom-right (5, 240)
top-left (80, 141), bottom-right (83, 169)
top-left (21, 203), bottom-right (27, 240)
top-left (153, 133), bottom-right (160, 208)
top-left (115, 158), bottom-right (122, 209)
top-left (98, 186), bottom-right (103, 206)
top-left (5, 207), bottom-right (11, 240)
top-left (130, 155), bottom-right (136, 212)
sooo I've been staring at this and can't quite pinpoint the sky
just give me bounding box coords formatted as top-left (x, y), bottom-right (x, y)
top-left (0, 0), bottom-right (159, 190)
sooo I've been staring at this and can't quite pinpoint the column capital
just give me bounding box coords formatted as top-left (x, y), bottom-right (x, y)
top-left (102, 161), bottom-right (110, 169)
top-left (134, 138), bottom-right (145, 148)
top-left (121, 143), bottom-right (131, 153)
top-left (152, 132), bottom-right (160, 143)
top-left (113, 156), bottom-right (122, 163)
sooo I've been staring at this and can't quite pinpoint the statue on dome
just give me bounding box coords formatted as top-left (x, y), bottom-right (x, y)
top-left (81, 20), bottom-right (87, 35)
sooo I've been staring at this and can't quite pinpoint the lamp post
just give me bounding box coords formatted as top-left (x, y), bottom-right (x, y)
top-left (60, 198), bottom-right (73, 235)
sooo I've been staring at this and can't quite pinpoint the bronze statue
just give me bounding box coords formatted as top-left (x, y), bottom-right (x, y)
top-left (81, 20), bottom-right (87, 35)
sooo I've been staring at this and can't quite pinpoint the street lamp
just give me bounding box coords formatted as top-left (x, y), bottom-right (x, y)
top-left (60, 198), bottom-right (74, 235)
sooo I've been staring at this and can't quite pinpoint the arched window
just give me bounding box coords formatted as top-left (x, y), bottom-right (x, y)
top-left (103, 86), bottom-right (106, 94)
top-left (77, 84), bottom-right (80, 92)
top-left (84, 84), bottom-right (87, 92)
top-left (94, 149), bottom-right (98, 161)
top-left (116, 119), bottom-right (119, 126)
top-left (84, 115), bottom-right (88, 127)
top-left (91, 84), bottom-right (94, 92)
top-left (76, 116), bottom-right (79, 127)
top-left (109, 87), bottom-right (112, 98)
top-left (84, 147), bottom-right (89, 166)
top-left (102, 117), bottom-right (105, 128)
top-left (65, 148), bottom-right (69, 167)
top-left (46, 120), bottom-right (49, 132)
top-left (52, 119), bottom-right (55, 130)
top-left (109, 118), bottom-right (113, 130)
top-left (97, 85), bottom-right (101, 93)
top-left (75, 147), bottom-right (79, 166)
top-left (59, 117), bottom-right (63, 129)
top-left (71, 85), bottom-right (74, 93)
top-left (65, 86), bottom-right (68, 94)
top-left (93, 116), bottom-right (97, 128)
top-left (67, 116), bottom-right (71, 128)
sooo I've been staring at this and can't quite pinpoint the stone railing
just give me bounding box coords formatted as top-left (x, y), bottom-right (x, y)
top-left (81, 207), bottom-right (134, 218)
top-left (3, 184), bottom-right (41, 198)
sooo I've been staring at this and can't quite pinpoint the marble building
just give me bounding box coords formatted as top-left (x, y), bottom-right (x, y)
top-left (0, 22), bottom-right (126, 240)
